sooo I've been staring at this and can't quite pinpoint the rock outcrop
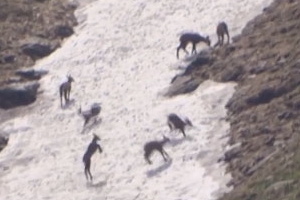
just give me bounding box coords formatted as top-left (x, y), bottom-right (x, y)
top-left (168, 1), bottom-right (300, 199)
top-left (0, 81), bottom-right (40, 109)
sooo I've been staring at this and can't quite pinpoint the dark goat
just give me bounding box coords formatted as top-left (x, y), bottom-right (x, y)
top-left (59, 75), bottom-right (74, 107)
top-left (167, 113), bottom-right (193, 137)
top-left (214, 22), bottom-right (230, 47)
top-left (177, 33), bottom-right (211, 59)
top-left (83, 134), bottom-right (103, 181)
top-left (78, 103), bottom-right (101, 127)
top-left (144, 136), bottom-right (170, 165)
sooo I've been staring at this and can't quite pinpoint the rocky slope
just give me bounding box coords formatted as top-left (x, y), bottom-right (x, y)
top-left (1, 0), bottom-right (300, 199)
top-left (0, 0), bottom-right (77, 147)
top-left (170, 0), bottom-right (300, 199)
top-left (0, 0), bottom-right (77, 109)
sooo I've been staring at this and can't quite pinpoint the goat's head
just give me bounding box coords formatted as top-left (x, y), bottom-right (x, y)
top-left (184, 117), bottom-right (193, 127)
top-left (93, 134), bottom-right (101, 141)
top-left (67, 75), bottom-right (75, 83)
top-left (205, 36), bottom-right (211, 46)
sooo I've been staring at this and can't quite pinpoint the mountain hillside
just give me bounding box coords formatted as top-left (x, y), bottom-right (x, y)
top-left (177, 0), bottom-right (300, 199)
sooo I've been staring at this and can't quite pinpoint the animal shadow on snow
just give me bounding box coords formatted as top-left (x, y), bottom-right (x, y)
top-left (81, 118), bottom-right (102, 134)
top-left (61, 99), bottom-right (76, 110)
top-left (86, 180), bottom-right (107, 188)
top-left (146, 159), bottom-right (173, 178)
top-left (169, 135), bottom-right (194, 147)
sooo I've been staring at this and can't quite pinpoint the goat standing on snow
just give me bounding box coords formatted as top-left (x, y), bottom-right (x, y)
top-left (83, 134), bottom-right (103, 181)
top-left (59, 75), bottom-right (74, 107)
top-left (167, 113), bottom-right (193, 137)
top-left (144, 136), bottom-right (171, 165)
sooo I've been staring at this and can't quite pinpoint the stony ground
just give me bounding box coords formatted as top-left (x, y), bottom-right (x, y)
top-left (173, 0), bottom-right (300, 199)
top-left (0, 0), bottom-right (77, 147)
top-left (1, 0), bottom-right (300, 199)
top-left (0, 0), bottom-right (77, 87)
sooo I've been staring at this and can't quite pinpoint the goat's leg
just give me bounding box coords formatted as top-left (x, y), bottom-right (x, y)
top-left (64, 91), bottom-right (68, 104)
top-left (180, 127), bottom-right (186, 137)
top-left (162, 149), bottom-right (170, 159)
top-left (146, 158), bottom-right (152, 165)
top-left (160, 150), bottom-right (168, 162)
top-left (68, 87), bottom-right (72, 100)
top-left (177, 45), bottom-right (182, 59)
top-left (221, 35), bottom-right (224, 46)
top-left (84, 160), bottom-right (92, 181)
top-left (84, 169), bottom-right (89, 181)
top-left (60, 95), bottom-right (63, 107)
top-left (226, 32), bottom-right (230, 44)
top-left (84, 116), bottom-right (90, 127)
top-left (217, 35), bottom-right (221, 47)
top-left (182, 43), bottom-right (189, 55)
top-left (177, 42), bottom-right (188, 59)
top-left (192, 43), bottom-right (197, 54)
top-left (88, 170), bottom-right (93, 182)
top-left (177, 42), bottom-right (189, 59)
top-left (67, 89), bottom-right (71, 101)
top-left (59, 85), bottom-right (63, 107)
top-left (168, 122), bottom-right (173, 131)
top-left (144, 154), bottom-right (152, 164)
top-left (84, 169), bottom-right (93, 181)
top-left (66, 90), bottom-right (69, 101)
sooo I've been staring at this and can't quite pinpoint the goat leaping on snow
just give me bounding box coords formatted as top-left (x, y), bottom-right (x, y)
top-left (167, 113), bottom-right (193, 137)
top-left (214, 21), bottom-right (230, 47)
top-left (144, 135), bottom-right (170, 165)
top-left (59, 75), bottom-right (74, 107)
top-left (176, 32), bottom-right (211, 59)
top-left (83, 134), bottom-right (103, 181)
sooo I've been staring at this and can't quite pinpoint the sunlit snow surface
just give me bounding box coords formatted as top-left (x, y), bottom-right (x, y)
top-left (0, 0), bottom-right (273, 199)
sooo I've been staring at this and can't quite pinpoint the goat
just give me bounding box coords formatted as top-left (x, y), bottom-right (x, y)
top-left (177, 33), bottom-right (211, 59)
top-left (78, 103), bottom-right (101, 127)
top-left (83, 134), bottom-right (103, 181)
top-left (144, 136), bottom-right (170, 165)
top-left (59, 75), bottom-right (74, 107)
top-left (214, 22), bottom-right (230, 47)
top-left (167, 113), bottom-right (193, 137)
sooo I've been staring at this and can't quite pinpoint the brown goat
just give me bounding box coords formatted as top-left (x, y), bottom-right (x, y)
top-left (215, 22), bottom-right (230, 47)
top-left (144, 136), bottom-right (170, 165)
top-left (59, 75), bottom-right (74, 107)
top-left (167, 113), bottom-right (193, 137)
top-left (177, 33), bottom-right (211, 59)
